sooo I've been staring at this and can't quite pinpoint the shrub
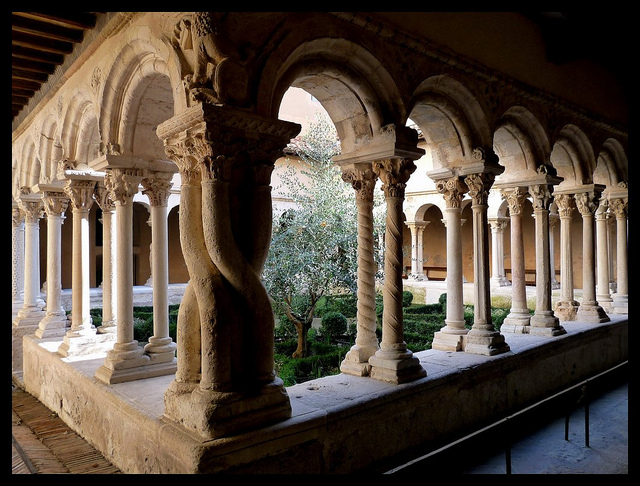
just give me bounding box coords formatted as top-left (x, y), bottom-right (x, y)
top-left (320, 311), bottom-right (348, 341)
top-left (402, 290), bottom-right (414, 307)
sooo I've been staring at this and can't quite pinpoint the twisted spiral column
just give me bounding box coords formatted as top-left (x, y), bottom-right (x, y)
top-left (369, 158), bottom-right (425, 384)
top-left (340, 168), bottom-right (379, 376)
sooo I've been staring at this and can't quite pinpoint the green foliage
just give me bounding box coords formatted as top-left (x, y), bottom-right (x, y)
top-left (262, 112), bottom-right (385, 357)
top-left (402, 290), bottom-right (414, 307)
top-left (316, 294), bottom-right (358, 318)
top-left (320, 311), bottom-right (348, 341)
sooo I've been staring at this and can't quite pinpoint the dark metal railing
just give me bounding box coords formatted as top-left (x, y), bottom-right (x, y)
top-left (385, 360), bottom-right (627, 474)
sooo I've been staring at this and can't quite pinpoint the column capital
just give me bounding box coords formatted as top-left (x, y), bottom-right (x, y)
top-left (435, 176), bottom-right (468, 209)
top-left (609, 197), bottom-right (628, 219)
top-left (105, 168), bottom-right (144, 206)
top-left (141, 172), bottom-right (174, 207)
top-left (464, 172), bottom-right (496, 206)
top-left (94, 182), bottom-right (115, 212)
top-left (528, 184), bottom-right (554, 211)
top-left (64, 179), bottom-right (97, 212)
top-left (575, 190), bottom-right (600, 216)
top-left (18, 194), bottom-right (45, 223)
top-left (554, 193), bottom-right (575, 218)
top-left (372, 157), bottom-right (416, 199)
top-left (501, 186), bottom-right (528, 215)
top-left (41, 190), bottom-right (70, 217)
top-left (341, 166), bottom-right (378, 201)
top-left (157, 103), bottom-right (301, 185)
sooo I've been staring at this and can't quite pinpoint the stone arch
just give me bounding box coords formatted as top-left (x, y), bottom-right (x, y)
top-left (594, 138), bottom-right (627, 186)
top-left (494, 105), bottom-right (550, 182)
top-left (409, 74), bottom-right (493, 170)
top-left (259, 36), bottom-right (406, 154)
top-left (36, 113), bottom-right (62, 184)
top-left (20, 137), bottom-right (40, 190)
top-left (99, 36), bottom-right (179, 156)
top-left (552, 124), bottom-right (595, 188)
top-left (58, 90), bottom-right (97, 164)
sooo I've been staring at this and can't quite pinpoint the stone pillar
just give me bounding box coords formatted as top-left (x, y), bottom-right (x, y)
top-left (575, 189), bottom-right (609, 322)
top-left (158, 103), bottom-right (300, 439)
top-left (549, 212), bottom-right (560, 289)
top-left (500, 187), bottom-right (530, 332)
top-left (553, 194), bottom-right (579, 321)
top-left (94, 183), bottom-right (117, 334)
top-left (607, 216), bottom-right (617, 294)
top-left (12, 204), bottom-right (25, 314)
top-left (463, 170), bottom-right (509, 356)
top-left (13, 194), bottom-right (45, 376)
top-left (595, 198), bottom-right (613, 312)
top-left (528, 183), bottom-right (565, 336)
top-left (340, 167), bottom-right (380, 376)
top-left (95, 167), bottom-right (152, 384)
top-left (58, 177), bottom-right (114, 356)
top-left (35, 188), bottom-right (70, 338)
top-left (608, 187), bottom-right (628, 314)
top-left (489, 218), bottom-right (510, 287)
top-left (432, 176), bottom-right (468, 350)
top-left (369, 158), bottom-right (425, 383)
top-left (405, 221), bottom-right (428, 279)
top-left (140, 171), bottom-right (177, 373)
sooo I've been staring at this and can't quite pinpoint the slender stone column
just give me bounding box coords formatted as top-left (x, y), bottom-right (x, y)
top-left (607, 216), bottom-right (617, 294)
top-left (369, 158), bottom-right (426, 384)
top-left (575, 189), bottom-right (609, 322)
top-left (432, 176), bottom-right (468, 350)
top-left (13, 194), bottom-right (45, 375)
top-left (12, 204), bottom-right (25, 314)
top-left (489, 218), bottom-right (510, 287)
top-left (405, 221), bottom-right (428, 279)
top-left (35, 188), bottom-right (70, 338)
top-left (94, 183), bottom-right (117, 334)
top-left (553, 194), bottom-right (579, 321)
top-left (140, 172), bottom-right (177, 372)
top-left (595, 198), bottom-right (613, 312)
top-left (528, 183), bottom-right (565, 336)
top-left (549, 212), bottom-right (560, 289)
top-left (96, 167), bottom-right (154, 384)
top-left (340, 167), bottom-right (380, 376)
top-left (463, 171), bottom-right (509, 355)
top-left (500, 187), bottom-right (530, 332)
top-left (608, 190), bottom-right (628, 314)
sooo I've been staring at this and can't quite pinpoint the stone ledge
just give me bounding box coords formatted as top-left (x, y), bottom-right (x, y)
top-left (21, 316), bottom-right (627, 473)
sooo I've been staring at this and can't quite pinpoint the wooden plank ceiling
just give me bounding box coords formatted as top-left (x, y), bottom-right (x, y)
top-left (12, 12), bottom-right (100, 122)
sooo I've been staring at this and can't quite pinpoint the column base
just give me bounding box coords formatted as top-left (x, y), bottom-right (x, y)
top-left (490, 276), bottom-right (511, 287)
top-left (501, 310), bottom-right (531, 333)
top-left (611, 295), bottom-right (628, 315)
top-left (340, 343), bottom-right (378, 377)
top-left (163, 378), bottom-right (291, 440)
top-left (554, 300), bottom-right (580, 321)
top-left (369, 347), bottom-right (427, 385)
top-left (57, 329), bottom-right (115, 357)
top-left (576, 303), bottom-right (610, 323)
top-left (34, 313), bottom-right (69, 339)
top-left (431, 324), bottom-right (467, 352)
top-left (529, 311), bottom-right (566, 336)
top-left (12, 316), bottom-right (42, 375)
top-left (95, 341), bottom-right (176, 384)
top-left (464, 329), bottom-right (510, 356)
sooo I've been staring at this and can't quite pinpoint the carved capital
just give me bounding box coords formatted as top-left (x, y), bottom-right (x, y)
top-left (64, 180), bottom-right (96, 212)
top-left (529, 184), bottom-right (553, 211)
top-left (554, 193), bottom-right (575, 218)
top-left (94, 183), bottom-right (115, 212)
top-left (436, 176), bottom-right (468, 209)
top-left (501, 187), bottom-right (528, 215)
top-left (42, 191), bottom-right (69, 218)
top-left (464, 172), bottom-right (495, 206)
top-left (609, 197), bottom-right (628, 219)
top-left (105, 168), bottom-right (144, 206)
top-left (342, 167), bottom-right (377, 201)
top-left (142, 172), bottom-right (174, 207)
top-left (373, 158), bottom-right (416, 199)
top-left (20, 200), bottom-right (45, 224)
top-left (575, 191), bottom-right (599, 216)
top-left (12, 207), bottom-right (24, 227)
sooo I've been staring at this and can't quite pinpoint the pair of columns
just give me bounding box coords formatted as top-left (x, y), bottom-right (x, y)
top-left (427, 154), bottom-right (510, 354)
top-left (90, 157), bottom-right (178, 384)
top-left (405, 221), bottom-right (429, 279)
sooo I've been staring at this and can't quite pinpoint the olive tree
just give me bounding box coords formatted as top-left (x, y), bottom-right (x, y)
top-left (263, 113), bottom-right (385, 358)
